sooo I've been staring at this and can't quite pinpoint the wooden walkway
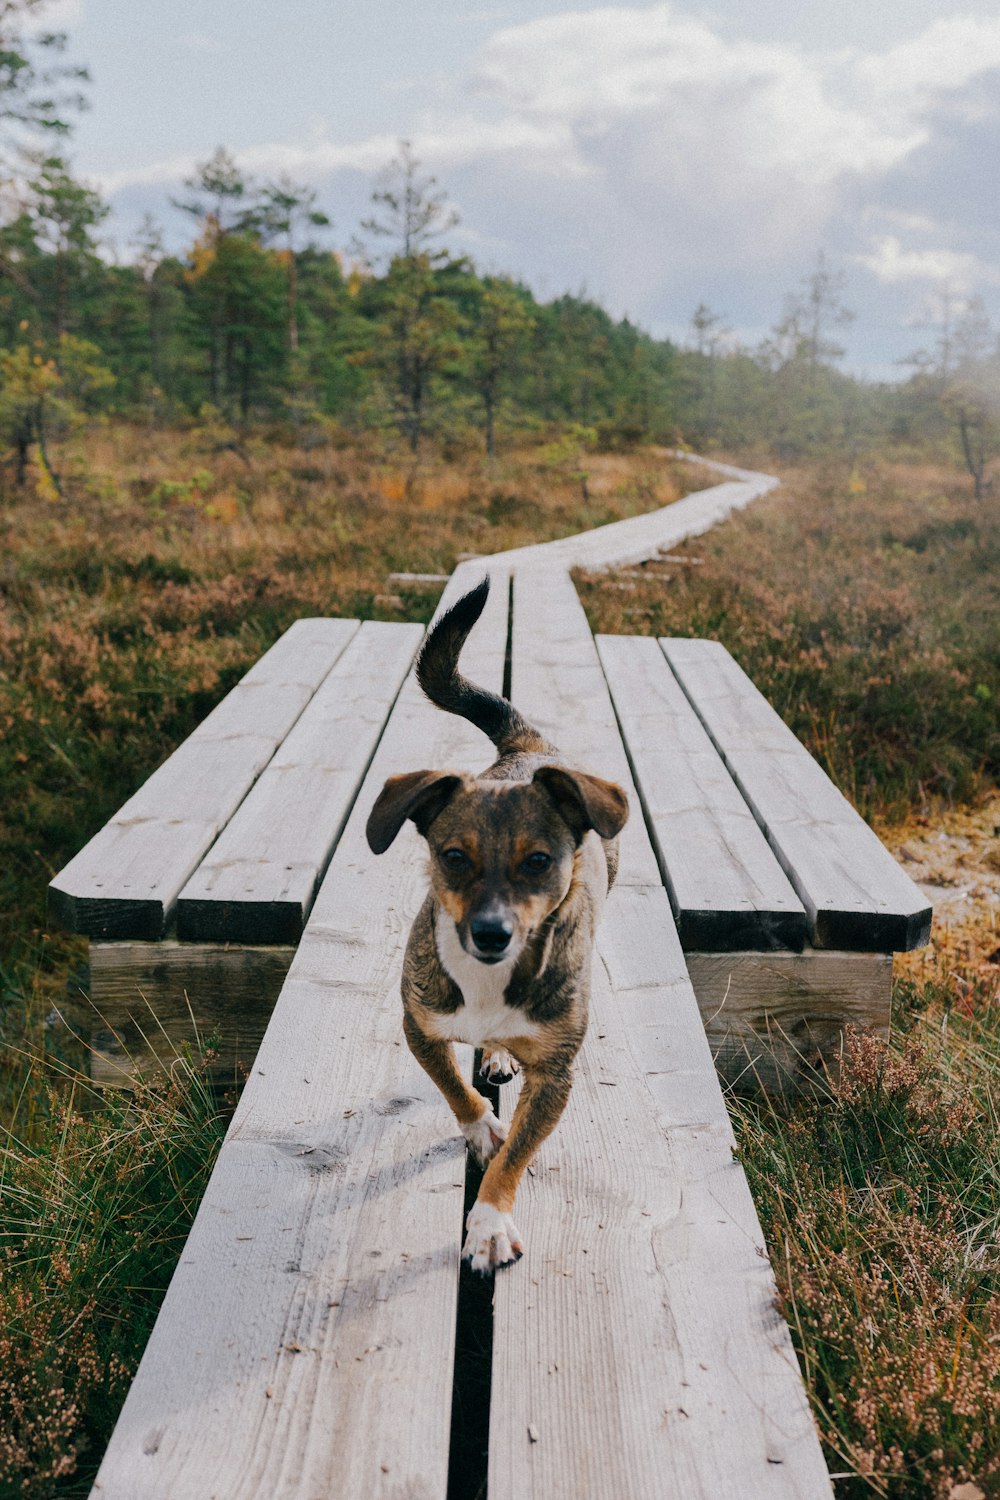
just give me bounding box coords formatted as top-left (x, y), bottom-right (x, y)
top-left (67, 458), bottom-right (929, 1497)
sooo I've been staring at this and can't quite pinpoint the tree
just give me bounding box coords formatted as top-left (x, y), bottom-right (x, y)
top-left (361, 142), bottom-right (462, 450)
top-left (464, 276), bottom-right (534, 455)
top-left (25, 151), bottom-right (106, 336)
top-left (173, 146), bottom-right (250, 235)
top-left (0, 0), bottom-right (88, 149)
top-left (686, 303), bottom-right (728, 442)
top-left (254, 176), bottom-right (330, 353)
top-left (361, 139), bottom-right (457, 264)
top-left (768, 252), bottom-right (855, 373)
top-left (0, 334), bottom-right (111, 492)
top-left (946, 300), bottom-right (1000, 499)
top-left (0, 0), bottom-right (88, 312)
top-left (177, 149), bottom-right (287, 417)
top-left (185, 225), bottom-right (286, 418)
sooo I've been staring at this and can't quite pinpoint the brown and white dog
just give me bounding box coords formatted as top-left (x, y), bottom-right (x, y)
top-left (366, 578), bottom-right (628, 1273)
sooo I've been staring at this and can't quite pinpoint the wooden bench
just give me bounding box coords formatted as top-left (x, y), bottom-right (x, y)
top-left (50, 559), bottom-right (931, 1499)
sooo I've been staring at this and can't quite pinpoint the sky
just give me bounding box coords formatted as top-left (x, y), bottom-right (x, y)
top-left (45, 0), bottom-right (1000, 377)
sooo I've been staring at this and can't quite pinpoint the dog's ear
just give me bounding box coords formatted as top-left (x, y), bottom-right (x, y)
top-left (366, 770), bottom-right (465, 854)
top-left (532, 766), bottom-right (629, 841)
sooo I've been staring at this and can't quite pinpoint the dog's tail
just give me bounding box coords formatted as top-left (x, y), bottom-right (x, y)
top-left (416, 576), bottom-right (549, 755)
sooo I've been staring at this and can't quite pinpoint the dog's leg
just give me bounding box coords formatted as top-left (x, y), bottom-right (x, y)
top-left (402, 1011), bottom-right (506, 1166)
top-left (463, 1060), bottom-right (573, 1274)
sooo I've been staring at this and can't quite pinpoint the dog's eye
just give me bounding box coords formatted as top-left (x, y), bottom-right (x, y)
top-left (522, 851), bottom-right (552, 874)
top-left (441, 847), bottom-right (470, 871)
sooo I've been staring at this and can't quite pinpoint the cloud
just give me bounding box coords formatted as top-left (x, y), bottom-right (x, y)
top-left (854, 236), bottom-right (1000, 293)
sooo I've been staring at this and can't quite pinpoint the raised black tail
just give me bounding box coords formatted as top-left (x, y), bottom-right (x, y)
top-left (416, 576), bottom-right (548, 755)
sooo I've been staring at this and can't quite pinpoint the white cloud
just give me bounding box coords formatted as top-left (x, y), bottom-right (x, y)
top-left (854, 236), bottom-right (1000, 293)
top-left (856, 16), bottom-right (1000, 104)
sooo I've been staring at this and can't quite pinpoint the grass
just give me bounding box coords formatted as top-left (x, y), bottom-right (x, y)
top-left (1, 433), bottom-right (997, 1495)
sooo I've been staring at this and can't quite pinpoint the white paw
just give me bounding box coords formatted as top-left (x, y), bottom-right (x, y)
top-left (480, 1047), bottom-right (520, 1085)
top-left (461, 1106), bottom-right (506, 1166)
top-left (462, 1199), bottom-right (524, 1275)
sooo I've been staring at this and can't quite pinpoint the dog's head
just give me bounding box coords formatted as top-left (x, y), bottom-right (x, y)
top-left (366, 766), bottom-right (628, 965)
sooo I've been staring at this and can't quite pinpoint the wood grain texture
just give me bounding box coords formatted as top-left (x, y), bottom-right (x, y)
top-left (687, 949), bottom-right (893, 1094)
top-left (49, 619), bottom-right (360, 940)
top-left (490, 568), bottom-right (832, 1499)
top-left (661, 637), bottom-right (932, 952)
top-left (596, 632), bottom-right (807, 951)
top-left (87, 940), bottom-right (295, 1086)
top-left (89, 563), bottom-right (510, 1500)
top-left (176, 621), bottom-right (422, 943)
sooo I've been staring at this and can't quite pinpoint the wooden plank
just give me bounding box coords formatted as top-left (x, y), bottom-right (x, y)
top-left (176, 622), bottom-right (422, 943)
top-left (597, 632), bottom-right (807, 951)
top-left (49, 619), bottom-right (360, 940)
top-left (488, 567), bottom-right (832, 1499)
top-left (662, 638), bottom-right (933, 952)
top-left (89, 563), bottom-right (511, 1500)
top-left (87, 939), bottom-right (295, 1087)
top-left (687, 948), bottom-right (893, 1095)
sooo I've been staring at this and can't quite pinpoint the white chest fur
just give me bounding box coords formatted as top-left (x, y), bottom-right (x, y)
top-left (424, 910), bottom-right (544, 1047)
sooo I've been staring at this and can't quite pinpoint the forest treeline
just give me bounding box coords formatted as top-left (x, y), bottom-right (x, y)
top-left (0, 0), bottom-right (997, 483)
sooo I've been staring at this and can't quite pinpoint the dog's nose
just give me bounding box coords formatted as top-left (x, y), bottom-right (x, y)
top-left (470, 917), bottom-right (513, 954)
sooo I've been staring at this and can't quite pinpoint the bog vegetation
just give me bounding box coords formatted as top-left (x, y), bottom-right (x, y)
top-left (0, 2), bottom-right (997, 1497)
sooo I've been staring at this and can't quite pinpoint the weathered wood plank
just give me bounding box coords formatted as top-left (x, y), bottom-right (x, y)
top-left (687, 948), bottom-right (893, 1094)
top-left (488, 567), bottom-right (832, 1499)
top-left (88, 564), bottom-right (510, 1500)
top-left (662, 638), bottom-right (932, 952)
top-left (49, 619), bottom-right (360, 940)
top-left (176, 622), bottom-right (422, 943)
top-left (87, 939), bottom-right (295, 1086)
top-left (597, 632), bottom-right (807, 951)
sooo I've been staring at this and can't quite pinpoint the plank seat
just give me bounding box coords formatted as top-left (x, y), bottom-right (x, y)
top-left (176, 620), bottom-right (422, 943)
top-left (661, 637), bottom-right (932, 952)
top-left (48, 618), bottom-right (361, 940)
top-left (597, 632), bottom-right (808, 951)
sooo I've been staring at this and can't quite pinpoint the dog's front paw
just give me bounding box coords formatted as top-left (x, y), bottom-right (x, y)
top-left (480, 1047), bottom-right (520, 1086)
top-left (462, 1199), bottom-right (523, 1275)
top-left (461, 1106), bottom-right (506, 1166)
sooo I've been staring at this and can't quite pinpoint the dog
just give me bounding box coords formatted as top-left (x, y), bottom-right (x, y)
top-left (365, 577), bottom-right (628, 1274)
